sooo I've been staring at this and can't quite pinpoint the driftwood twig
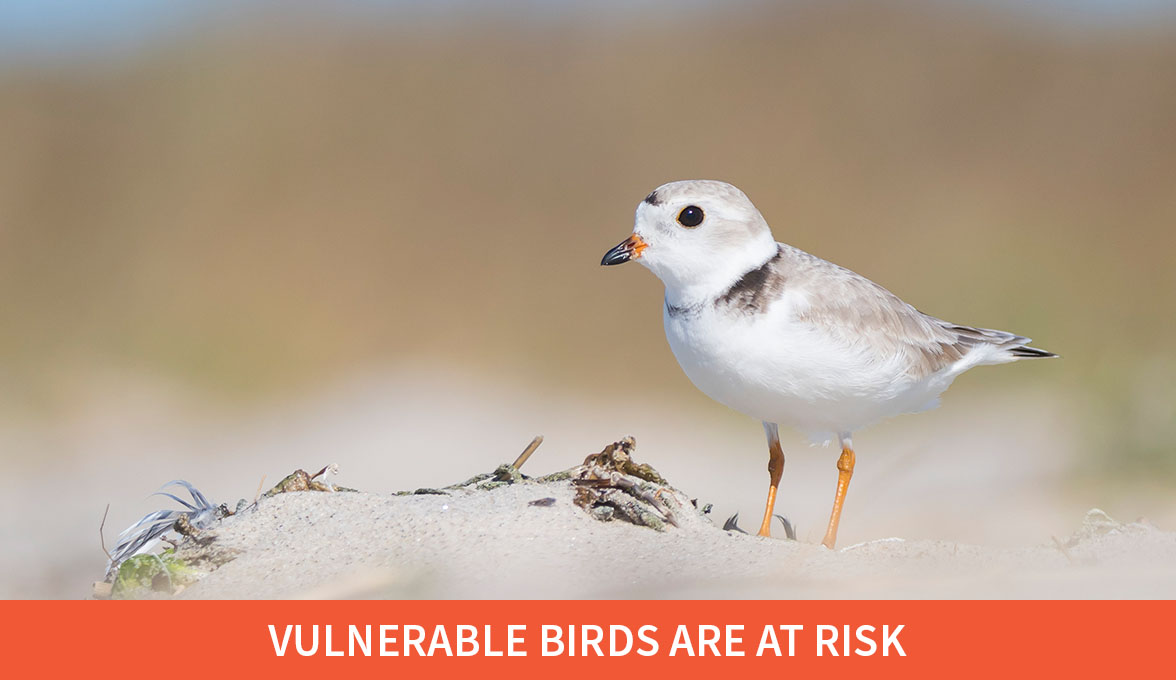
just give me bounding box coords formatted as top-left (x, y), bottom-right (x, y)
top-left (511, 435), bottom-right (544, 471)
top-left (99, 504), bottom-right (112, 561)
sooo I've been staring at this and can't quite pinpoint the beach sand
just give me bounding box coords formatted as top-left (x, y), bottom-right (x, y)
top-left (9, 371), bottom-right (1173, 599)
top-left (163, 455), bottom-right (1176, 600)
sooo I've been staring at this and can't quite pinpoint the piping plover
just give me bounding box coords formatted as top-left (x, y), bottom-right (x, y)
top-left (601, 180), bottom-right (1056, 548)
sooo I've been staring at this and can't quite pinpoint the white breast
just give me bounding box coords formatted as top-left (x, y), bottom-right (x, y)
top-left (662, 295), bottom-right (956, 442)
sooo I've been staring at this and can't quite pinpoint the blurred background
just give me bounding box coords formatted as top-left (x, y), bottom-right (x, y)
top-left (1, 0), bottom-right (1174, 598)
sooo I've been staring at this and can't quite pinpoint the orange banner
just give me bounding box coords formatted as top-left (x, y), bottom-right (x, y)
top-left (1, 600), bottom-right (1169, 678)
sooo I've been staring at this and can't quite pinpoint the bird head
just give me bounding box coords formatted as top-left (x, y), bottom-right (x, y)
top-left (601, 180), bottom-right (778, 299)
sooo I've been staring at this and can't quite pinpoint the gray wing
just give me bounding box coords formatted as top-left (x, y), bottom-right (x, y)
top-left (779, 245), bottom-right (1053, 377)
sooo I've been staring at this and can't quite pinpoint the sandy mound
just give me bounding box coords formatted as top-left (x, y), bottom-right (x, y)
top-left (99, 439), bottom-right (1176, 599)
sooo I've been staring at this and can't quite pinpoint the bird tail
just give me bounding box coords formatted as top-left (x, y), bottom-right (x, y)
top-left (1008, 344), bottom-right (1058, 359)
top-left (942, 322), bottom-right (1059, 360)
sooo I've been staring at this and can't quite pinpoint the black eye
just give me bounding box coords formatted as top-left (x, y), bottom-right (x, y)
top-left (677, 205), bottom-right (704, 228)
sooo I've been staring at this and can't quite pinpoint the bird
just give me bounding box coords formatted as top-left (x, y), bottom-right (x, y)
top-left (601, 180), bottom-right (1056, 548)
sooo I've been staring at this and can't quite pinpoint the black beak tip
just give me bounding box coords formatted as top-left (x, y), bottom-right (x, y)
top-left (600, 248), bottom-right (631, 266)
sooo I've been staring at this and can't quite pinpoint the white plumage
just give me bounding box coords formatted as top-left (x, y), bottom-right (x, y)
top-left (602, 179), bottom-right (1055, 546)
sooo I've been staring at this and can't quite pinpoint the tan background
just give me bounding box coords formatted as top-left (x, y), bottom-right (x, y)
top-left (1, 0), bottom-right (1174, 597)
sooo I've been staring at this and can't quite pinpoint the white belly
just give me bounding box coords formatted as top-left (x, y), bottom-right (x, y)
top-left (663, 303), bottom-right (953, 442)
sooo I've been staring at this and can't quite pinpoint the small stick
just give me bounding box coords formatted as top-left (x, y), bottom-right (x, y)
top-left (252, 475), bottom-right (267, 505)
top-left (511, 435), bottom-right (544, 471)
top-left (310, 463), bottom-right (339, 481)
top-left (99, 504), bottom-right (112, 561)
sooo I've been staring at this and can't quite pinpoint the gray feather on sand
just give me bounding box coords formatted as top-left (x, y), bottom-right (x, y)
top-left (105, 480), bottom-right (222, 578)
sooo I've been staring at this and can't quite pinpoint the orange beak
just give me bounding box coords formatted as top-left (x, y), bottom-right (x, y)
top-left (601, 234), bottom-right (648, 266)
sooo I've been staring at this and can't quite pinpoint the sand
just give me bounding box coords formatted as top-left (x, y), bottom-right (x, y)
top-left (169, 465), bottom-right (1176, 600)
top-left (9, 370), bottom-right (1172, 599)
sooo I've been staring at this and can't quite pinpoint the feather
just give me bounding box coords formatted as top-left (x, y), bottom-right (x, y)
top-left (105, 480), bottom-right (222, 579)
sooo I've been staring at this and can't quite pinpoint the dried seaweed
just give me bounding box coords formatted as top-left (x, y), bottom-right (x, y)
top-left (571, 437), bottom-right (685, 531)
top-left (263, 464), bottom-right (356, 497)
top-left (101, 464), bottom-right (353, 595)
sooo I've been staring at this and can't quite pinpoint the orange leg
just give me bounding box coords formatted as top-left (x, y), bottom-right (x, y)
top-left (821, 440), bottom-right (856, 549)
top-left (757, 423), bottom-right (785, 537)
